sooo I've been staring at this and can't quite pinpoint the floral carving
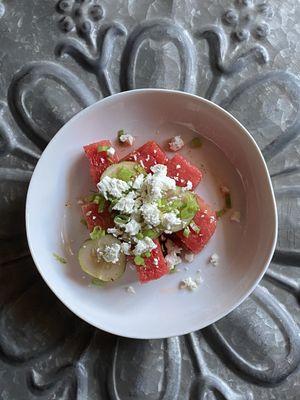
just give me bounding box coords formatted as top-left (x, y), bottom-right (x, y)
top-left (222, 0), bottom-right (273, 42)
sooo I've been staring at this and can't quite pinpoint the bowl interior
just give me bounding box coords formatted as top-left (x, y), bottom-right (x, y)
top-left (26, 90), bottom-right (277, 338)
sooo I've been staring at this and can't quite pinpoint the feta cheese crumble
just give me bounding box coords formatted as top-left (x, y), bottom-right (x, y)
top-left (107, 147), bottom-right (115, 157)
top-left (132, 174), bottom-right (145, 189)
top-left (185, 180), bottom-right (193, 191)
top-left (121, 242), bottom-right (131, 255)
top-left (169, 135), bottom-right (184, 151)
top-left (184, 253), bottom-right (194, 263)
top-left (101, 243), bottom-right (121, 264)
top-left (107, 228), bottom-right (122, 237)
top-left (166, 253), bottom-right (182, 269)
top-left (125, 219), bottom-right (141, 235)
top-left (179, 277), bottom-right (199, 291)
top-left (119, 133), bottom-right (135, 146)
top-left (230, 211), bottom-right (241, 223)
top-left (209, 253), bottom-right (219, 266)
top-left (112, 191), bottom-right (137, 214)
top-left (98, 176), bottom-right (129, 199)
top-left (133, 237), bottom-right (157, 255)
top-left (161, 212), bottom-right (182, 231)
top-left (125, 286), bottom-right (136, 294)
top-left (144, 164), bottom-right (176, 200)
top-left (140, 203), bottom-right (161, 226)
top-left (165, 239), bottom-right (182, 269)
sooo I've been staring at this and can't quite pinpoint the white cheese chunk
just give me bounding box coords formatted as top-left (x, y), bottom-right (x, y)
top-left (230, 211), bottom-right (241, 223)
top-left (119, 133), bottom-right (134, 146)
top-left (150, 164), bottom-right (167, 174)
top-left (112, 191), bottom-right (137, 214)
top-left (121, 242), bottom-right (131, 255)
top-left (107, 228), bottom-right (122, 237)
top-left (179, 277), bottom-right (199, 291)
top-left (169, 135), bottom-right (184, 151)
top-left (144, 164), bottom-right (176, 200)
top-left (209, 253), bottom-right (219, 266)
top-left (125, 219), bottom-right (141, 236)
top-left (132, 174), bottom-right (145, 190)
top-left (161, 212), bottom-right (182, 231)
top-left (97, 176), bottom-right (130, 199)
top-left (140, 203), bottom-right (161, 226)
top-left (101, 243), bottom-right (121, 264)
top-left (184, 253), bottom-right (194, 263)
top-left (185, 180), bottom-right (193, 191)
top-left (165, 253), bottom-right (182, 269)
top-left (133, 237), bottom-right (157, 256)
top-left (107, 147), bottom-right (115, 157)
top-left (125, 285), bottom-right (136, 294)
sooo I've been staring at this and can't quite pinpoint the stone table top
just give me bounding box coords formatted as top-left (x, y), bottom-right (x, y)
top-left (0, 0), bottom-right (300, 399)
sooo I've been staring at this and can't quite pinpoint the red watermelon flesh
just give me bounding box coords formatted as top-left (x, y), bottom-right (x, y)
top-left (124, 141), bottom-right (168, 173)
top-left (84, 140), bottom-right (119, 185)
top-left (81, 203), bottom-right (114, 232)
top-left (175, 196), bottom-right (216, 254)
top-left (135, 239), bottom-right (169, 283)
top-left (167, 154), bottom-right (202, 190)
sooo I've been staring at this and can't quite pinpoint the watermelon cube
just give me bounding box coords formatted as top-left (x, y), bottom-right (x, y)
top-left (135, 239), bottom-right (169, 283)
top-left (81, 203), bottom-right (114, 232)
top-left (124, 141), bottom-right (168, 173)
top-left (175, 196), bottom-right (216, 253)
top-left (84, 140), bottom-right (119, 185)
top-left (167, 154), bottom-right (202, 190)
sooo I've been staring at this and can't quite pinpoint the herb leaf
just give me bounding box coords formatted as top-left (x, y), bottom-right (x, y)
top-left (114, 215), bottom-right (130, 225)
top-left (143, 229), bottom-right (157, 239)
top-left (118, 129), bottom-right (125, 140)
top-left (53, 253), bottom-right (67, 264)
top-left (97, 145), bottom-right (109, 152)
top-left (183, 226), bottom-right (190, 237)
top-left (189, 220), bottom-right (200, 233)
top-left (80, 218), bottom-right (88, 227)
top-left (216, 209), bottom-right (226, 219)
top-left (134, 255), bottom-right (145, 266)
top-left (90, 226), bottom-right (106, 240)
top-left (91, 194), bottom-right (106, 212)
top-left (190, 137), bottom-right (202, 148)
top-left (225, 193), bottom-right (232, 209)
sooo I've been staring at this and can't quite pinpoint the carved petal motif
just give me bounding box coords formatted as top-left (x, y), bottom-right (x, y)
top-left (0, 278), bottom-right (75, 363)
top-left (109, 337), bottom-right (181, 400)
top-left (205, 286), bottom-right (300, 384)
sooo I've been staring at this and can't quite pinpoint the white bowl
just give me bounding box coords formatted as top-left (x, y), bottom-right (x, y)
top-left (26, 89), bottom-right (277, 339)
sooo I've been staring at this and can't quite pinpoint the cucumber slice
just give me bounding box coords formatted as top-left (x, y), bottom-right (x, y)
top-left (78, 235), bottom-right (126, 282)
top-left (101, 161), bottom-right (145, 181)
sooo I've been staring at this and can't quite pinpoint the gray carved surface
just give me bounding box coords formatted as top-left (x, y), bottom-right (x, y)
top-left (0, 0), bottom-right (300, 398)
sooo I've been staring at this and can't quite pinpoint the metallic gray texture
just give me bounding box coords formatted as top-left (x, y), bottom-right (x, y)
top-left (0, 0), bottom-right (300, 399)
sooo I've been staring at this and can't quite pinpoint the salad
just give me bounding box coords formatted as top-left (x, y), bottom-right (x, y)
top-left (78, 137), bottom-right (217, 284)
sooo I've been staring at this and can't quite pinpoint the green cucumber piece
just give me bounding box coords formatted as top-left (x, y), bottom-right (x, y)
top-left (78, 235), bottom-right (126, 282)
top-left (101, 161), bottom-right (145, 181)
